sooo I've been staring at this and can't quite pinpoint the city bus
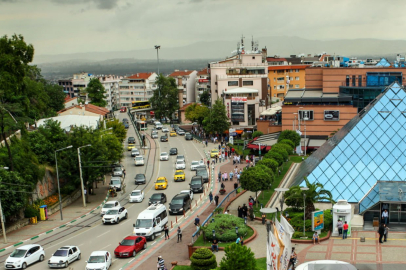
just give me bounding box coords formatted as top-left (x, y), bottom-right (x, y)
top-left (136, 120), bottom-right (148, 131)
top-left (132, 101), bottom-right (150, 110)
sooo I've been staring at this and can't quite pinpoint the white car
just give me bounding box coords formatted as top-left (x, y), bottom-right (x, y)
top-left (176, 155), bottom-right (185, 163)
top-left (135, 156), bottom-right (145, 166)
top-left (100, 201), bottom-right (120, 216)
top-left (175, 160), bottom-right (186, 170)
top-left (113, 166), bottom-right (123, 177)
top-left (151, 131), bottom-right (158, 139)
top-left (180, 190), bottom-right (193, 201)
top-left (177, 129), bottom-right (185, 135)
top-left (5, 244), bottom-right (45, 269)
top-left (131, 148), bottom-right (140, 157)
top-left (85, 251), bottom-right (112, 270)
top-left (160, 152), bottom-right (169, 161)
top-left (129, 190), bottom-right (144, 203)
top-left (162, 127), bottom-right (169, 133)
top-left (190, 160), bottom-right (204, 170)
top-left (48, 246), bottom-right (81, 268)
top-left (102, 207), bottom-right (128, 224)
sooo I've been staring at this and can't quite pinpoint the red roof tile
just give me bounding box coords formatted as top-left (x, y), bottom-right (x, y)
top-left (58, 104), bottom-right (109, 115)
top-left (197, 68), bottom-right (208, 76)
top-left (268, 65), bottom-right (310, 71)
top-left (267, 57), bottom-right (287, 62)
top-left (64, 96), bottom-right (78, 104)
top-left (169, 70), bottom-right (194, 77)
top-left (127, 73), bottom-right (153, 79)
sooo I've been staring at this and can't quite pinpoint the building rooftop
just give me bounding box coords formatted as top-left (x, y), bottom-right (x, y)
top-left (37, 115), bottom-right (100, 131)
top-left (197, 68), bottom-right (208, 76)
top-left (169, 70), bottom-right (194, 77)
top-left (58, 104), bottom-right (109, 116)
top-left (127, 73), bottom-right (153, 79)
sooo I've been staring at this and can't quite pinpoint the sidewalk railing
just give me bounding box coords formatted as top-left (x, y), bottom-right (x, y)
top-left (127, 111), bottom-right (142, 146)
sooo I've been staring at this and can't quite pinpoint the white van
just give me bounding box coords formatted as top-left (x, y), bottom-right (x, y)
top-left (133, 204), bottom-right (168, 241)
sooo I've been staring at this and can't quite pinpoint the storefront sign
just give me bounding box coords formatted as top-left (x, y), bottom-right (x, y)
top-left (198, 79), bottom-right (209, 83)
top-left (226, 102), bottom-right (230, 118)
top-left (312, 210), bottom-right (324, 231)
top-left (231, 97), bottom-right (247, 102)
top-left (324, 110), bottom-right (340, 121)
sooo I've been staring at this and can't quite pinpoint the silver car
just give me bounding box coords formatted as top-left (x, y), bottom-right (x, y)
top-left (113, 166), bottom-right (123, 177)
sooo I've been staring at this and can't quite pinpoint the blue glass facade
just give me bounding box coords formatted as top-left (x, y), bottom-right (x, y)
top-left (293, 83), bottom-right (406, 204)
top-left (366, 72), bottom-right (402, 87)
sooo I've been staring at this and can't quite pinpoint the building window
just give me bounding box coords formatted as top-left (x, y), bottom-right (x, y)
top-left (346, 75), bottom-right (350, 86)
top-left (295, 77), bottom-right (300, 80)
top-left (289, 84), bottom-right (293, 88)
top-left (277, 77), bottom-right (284, 82)
top-left (289, 69), bottom-right (293, 73)
top-left (274, 86), bottom-right (276, 89)
top-left (227, 81), bottom-right (238, 87)
top-left (295, 69), bottom-right (299, 72)
top-left (358, 75), bottom-right (362, 86)
top-left (243, 81), bottom-right (253, 86)
top-left (295, 84), bottom-right (300, 88)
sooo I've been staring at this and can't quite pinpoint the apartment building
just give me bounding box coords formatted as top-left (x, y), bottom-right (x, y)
top-left (72, 72), bottom-right (93, 100)
top-left (98, 75), bottom-right (121, 111)
top-left (268, 64), bottom-right (308, 101)
top-left (58, 79), bottom-right (74, 97)
top-left (210, 40), bottom-right (268, 128)
top-left (195, 68), bottom-right (210, 103)
top-left (168, 70), bottom-right (197, 104)
top-left (119, 72), bottom-right (157, 108)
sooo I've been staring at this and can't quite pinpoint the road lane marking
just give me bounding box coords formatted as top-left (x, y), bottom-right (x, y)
top-left (97, 230), bottom-right (111, 238)
top-left (151, 241), bottom-right (156, 245)
top-left (101, 244), bottom-right (111, 250)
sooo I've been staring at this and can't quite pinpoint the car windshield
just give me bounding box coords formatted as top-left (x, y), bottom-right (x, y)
top-left (191, 161), bottom-right (199, 165)
top-left (111, 180), bottom-right (120, 185)
top-left (160, 153), bottom-right (167, 156)
top-left (135, 174), bottom-right (144, 179)
top-left (170, 148), bottom-right (176, 151)
top-left (131, 191), bottom-right (141, 196)
top-left (104, 203), bottom-right (116, 209)
top-left (135, 157), bottom-right (143, 160)
top-left (177, 156), bottom-right (184, 159)
top-left (151, 194), bottom-right (161, 199)
top-left (191, 180), bottom-right (201, 184)
top-left (135, 219), bottom-right (152, 228)
top-left (157, 179), bottom-right (166, 183)
top-left (171, 199), bottom-right (183, 205)
top-left (197, 170), bottom-right (206, 175)
top-left (53, 249), bottom-right (68, 257)
top-left (120, 239), bottom-right (135, 246)
top-left (114, 167), bottom-right (121, 171)
top-left (88, 255), bottom-right (105, 263)
top-left (10, 249), bottom-right (26, 258)
top-left (106, 209), bottom-right (119, 215)
top-left (175, 171), bottom-right (183, 175)
top-left (177, 161), bottom-right (184, 165)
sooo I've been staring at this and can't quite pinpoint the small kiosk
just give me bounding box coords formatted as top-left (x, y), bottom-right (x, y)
top-left (332, 200), bottom-right (352, 237)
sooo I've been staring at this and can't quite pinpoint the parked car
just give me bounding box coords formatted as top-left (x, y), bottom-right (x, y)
top-left (185, 133), bottom-right (193, 140)
top-left (129, 190), bottom-right (144, 203)
top-left (190, 160), bottom-right (204, 170)
top-left (190, 176), bottom-right (204, 193)
top-left (148, 193), bottom-right (167, 205)
top-left (85, 251), bottom-right (112, 270)
top-left (160, 135), bottom-right (168, 142)
top-left (174, 170), bottom-right (185, 182)
top-left (180, 190), bottom-right (193, 201)
top-left (155, 177), bottom-right (168, 190)
top-left (5, 244), bottom-right (45, 269)
top-left (160, 152), bottom-right (169, 161)
top-left (110, 177), bottom-right (122, 191)
top-left (120, 107), bottom-right (127, 113)
top-left (135, 156), bottom-right (145, 166)
top-left (134, 173), bottom-right (146, 184)
top-left (162, 127), bottom-right (169, 133)
top-left (175, 160), bottom-right (186, 170)
top-left (113, 166), bottom-right (124, 177)
top-left (128, 137), bottom-right (136, 144)
top-left (196, 168), bottom-right (209, 183)
top-left (102, 207), bottom-right (128, 224)
top-left (169, 194), bottom-right (191, 215)
top-left (114, 236), bottom-right (147, 258)
top-left (169, 148), bottom-right (178, 155)
top-left (100, 201), bottom-right (121, 216)
top-left (48, 246), bottom-right (81, 268)
top-left (131, 148), bottom-right (140, 157)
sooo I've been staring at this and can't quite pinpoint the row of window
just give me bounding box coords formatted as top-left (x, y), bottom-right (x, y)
top-left (274, 77), bottom-right (300, 81)
top-left (59, 82), bottom-right (73, 86)
top-left (120, 91), bottom-right (146, 95)
top-left (120, 86), bottom-right (146, 89)
top-left (228, 80), bottom-right (254, 86)
top-left (120, 97), bottom-right (149, 101)
top-left (273, 69), bottom-right (300, 74)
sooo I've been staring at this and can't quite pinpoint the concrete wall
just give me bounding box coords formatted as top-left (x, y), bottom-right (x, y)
top-left (257, 120), bottom-right (282, 134)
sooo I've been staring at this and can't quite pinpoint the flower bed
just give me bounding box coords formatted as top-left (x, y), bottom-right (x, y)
top-left (43, 194), bottom-right (60, 207)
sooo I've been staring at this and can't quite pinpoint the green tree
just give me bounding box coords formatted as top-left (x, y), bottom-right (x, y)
top-left (199, 90), bottom-right (211, 107)
top-left (285, 177), bottom-right (335, 219)
top-left (271, 144), bottom-right (289, 160)
top-left (256, 158), bottom-right (279, 173)
top-left (185, 103), bottom-right (209, 125)
top-left (240, 166), bottom-right (273, 205)
top-left (106, 119), bottom-right (127, 142)
top-left (252, 131), bottom-right (263, 139)
top-left (203, 98), bottom-right (230, 134)
top-left (219, 243), bottom-right (258, 270)
top-left (190, 248), bottom-right (217, 270)
top-left (149, 74), bottom-right (179, 122)
top-left (279, 139), bottom-right (295, 149)
top-left (278, 130), bottom-right (301, 147)
top-left (84, 78), bottom-right (107, 107)
top-left (264, 151), bottom-right (283, 166)
top-left (44, 82), bottom-right (66, 113)
top-left (278, 143), bottom-right (293, 155)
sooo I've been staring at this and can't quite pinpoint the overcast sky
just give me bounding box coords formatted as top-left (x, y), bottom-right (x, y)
top-left (1, 0), bottom-right (405, 56)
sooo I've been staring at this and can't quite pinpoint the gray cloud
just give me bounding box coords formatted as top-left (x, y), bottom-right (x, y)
top-left (51, 0), bottom-right (119, 9)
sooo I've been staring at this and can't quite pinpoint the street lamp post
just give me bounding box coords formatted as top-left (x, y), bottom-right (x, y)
top-left (0, 167), bottom-right (9, 243)
top-left (300, 186), bottom-right (309, 238)
top-left (154, 45), bottom-right (161, 75)
top-left (54, 145), bottom-right (73, 220)
top-left (275, 188), bottom-right (289, 214)
top-left (78, 144), bottom-right (91, 207)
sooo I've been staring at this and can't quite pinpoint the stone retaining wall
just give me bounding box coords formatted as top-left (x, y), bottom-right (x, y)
top-left (47, 189), bottom-right (82, 216)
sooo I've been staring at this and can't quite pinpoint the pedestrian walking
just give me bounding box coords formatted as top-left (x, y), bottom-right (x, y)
top-left (164, 224), bottom-right (169, 240)
top-left (207, 160), bottom-right (210, 169)
top-left (234, 182), bottom-right (238, 190)
top-left (214, 194), bottom-right (219, 206)
top-left (337, 219), bottom-right (343, 235)
top-left (382, 209), bottom-right (389, 225)
top-left (224, 172), bottom-right (228, 181)
top-left (288, 248), bottom-right (297, 270)
top-left (222, 152), bottom-right (225, 162)
top-left (242, 204), bottom-right (248, 218)
top-left (157, 256), bottom-right (165, 270)
top-left (378, 223), bottom-right (385, 243)
top-left (215, 155), bottom-right (218, 163)
top-left (229, 171), bottom-right (234, 181)
top-left (384, 224), bottom-right (389, 242)
top-left (225, 151), bottom-right (228, 160)
top-left (234, 166), bottom-right (238, 175)
top-left (209, 192), bottom-right (213, 203)
top-left (221, 182), bottom-right (225, 190)
top-left (342, 221), bottom-right (349, 239)
top-left (262, 213), bottom-right (266, 224)
top-left (236, 173), bottom-right (240, 183)
top-left (238, 206), bottom-right (243, 218)
top-left (205, 140), bottom-right (208, 147)
top-left (218, 171), bottom-right (222, 182)
top-left (177, 226), bottom-right (182, 243)
top-left (194, 215), bottom-right (200, 227)
top-left (218, 144), bottom-right (221, 150)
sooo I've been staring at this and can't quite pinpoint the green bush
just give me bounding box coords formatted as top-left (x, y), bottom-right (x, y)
top-left (286, 209), bottom-right (332, 233)
top-left (278, 130), bottom-right (301, 147)
top-left (277, 143), bottom-right (293, 155)
top-left (252, 131), bottom-right (263, 139)
top-left (270, 145), bottom-right (289, 161)
top-left (24, 205), bottom-right (39, 218)
top-left (203, 214), bottom-right (248, 242)
top-left (190, 248), bottom-right (217, 270)
top-left (61, 184), bottom-right (76, 195)
top-left (219, 243), bottom-right (258, 270)
top-left (264, 151), bottom-right (283, 166)
top-left (279, 139), bottom-right (295, 149)
top-left (256, 158), bottom-right (278, 173)
top-left (292, 231), bottom-right (302, 238)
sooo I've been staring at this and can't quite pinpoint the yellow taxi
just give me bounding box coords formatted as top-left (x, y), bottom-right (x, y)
top-left (155, 177), bottom-right (168, 190)
top-left (174, 170), bottom-right (185, 182)
top-left (210, 149), bottom-right (219, 158)
top-left (170, 131), bottom-right (177, 137)
top-left (127, 143), bottom-right (136, 151)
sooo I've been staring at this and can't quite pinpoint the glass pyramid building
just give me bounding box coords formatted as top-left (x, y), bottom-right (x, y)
top-left (290, 82), bottom-right (406, 212)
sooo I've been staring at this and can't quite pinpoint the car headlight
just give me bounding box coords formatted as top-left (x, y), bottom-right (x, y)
top-left (179, 208), bottom-right (183, 211)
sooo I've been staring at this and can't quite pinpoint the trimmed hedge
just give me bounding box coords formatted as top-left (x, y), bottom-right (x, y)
top-left (256, 158), bottom-right (278, 173)
top-left (279, 139), bottom-right (295, 149)
top-left (190, 248), bottom-right (217, 270)
top-left (202, 214), bottom-right (249, 242)
top-left (264, 151), bottom-right (283, 166)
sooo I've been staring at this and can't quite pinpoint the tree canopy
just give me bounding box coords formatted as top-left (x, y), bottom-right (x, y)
top-left (199, 90), bottom-right (211, 107)
top-left (84, 78), bottom-right (107, 107)
top-left (240, 166), bottom-right (273, 201)
top-left (278, 130), bottom-right (301, 147)
top-left (185, 103), bottom-right (209, 126)
top-left (203, 98), bottom-right (230, 134)
top-left (149, 74), bottom-right (179, 122)
top-left (219, 243), bottom-right (258, 270)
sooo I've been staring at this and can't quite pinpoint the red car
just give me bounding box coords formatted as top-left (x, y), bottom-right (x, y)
top-left (120, 107), bottom-right (127, 113)
top-left (114, 236), bottom-right (147, 258)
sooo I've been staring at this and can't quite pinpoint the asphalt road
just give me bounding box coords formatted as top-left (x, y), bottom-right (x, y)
top-left (0, 114), bottom-right (208, 270)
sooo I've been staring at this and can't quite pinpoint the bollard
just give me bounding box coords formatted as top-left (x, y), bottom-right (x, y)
top-left (200, 194), bottom-right (202, 200)
top-left (176, 216), bottom-right (178, 223)
top-left (183, 210), bottom-right (186, 217)
top-left (171, 221), bottom-right (173, 228)
top-left (196, 201), bottom-right (198, 207)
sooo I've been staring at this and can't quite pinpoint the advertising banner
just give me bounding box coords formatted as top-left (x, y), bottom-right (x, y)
top-left (312, 210), bottom-right (325, 231)
top-left (198, 79), bottom-right (208, 83)
top-left (231, 97), bottom-right (247, 102)
top-left (275, 219), bottom-right (292, 270)
top-left (267, 227), bottom-right (280, 270)
top-left (324, 110), bottom-right (340, 121)
top-left (280, 216), bottom-right (295, 237)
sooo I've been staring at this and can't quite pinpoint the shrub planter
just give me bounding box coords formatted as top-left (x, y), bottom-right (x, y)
top-left (222, 190), bottom-right (247, 213)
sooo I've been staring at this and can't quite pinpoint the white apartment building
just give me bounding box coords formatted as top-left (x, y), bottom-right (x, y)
top-left (195, 68), bottom-right (210, 103)
top-left (168, 70), bottom-right (198, 104)
top-left (98, 75), bottom-right (121, 111)
top-left (210, 40), bottom-right (268, 128)
top-left (72, 72), bottom-right (93, 99)
top-left (119, 72), bottom-right (157, 108)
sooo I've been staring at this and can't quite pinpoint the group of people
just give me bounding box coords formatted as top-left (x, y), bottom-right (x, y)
top-left (208, 192), bottom-right (219, 206)
top-left (163, 224), bottom-right (183, 243)
top-left (218, 166), bottom-right (242, 182)
top-left (336, 219), bottom-right (349, 239)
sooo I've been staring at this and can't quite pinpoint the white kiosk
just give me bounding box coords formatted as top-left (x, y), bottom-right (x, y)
top-left (332, 200), bottom-right (352, 237)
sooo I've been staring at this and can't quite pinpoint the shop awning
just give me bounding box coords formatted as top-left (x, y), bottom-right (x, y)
top-left (225, 88), bottom-right (259, 94)
top-left (261, 106), bottom-right (282, 116)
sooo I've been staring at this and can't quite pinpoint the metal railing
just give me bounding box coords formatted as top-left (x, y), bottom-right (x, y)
top-left (127, 111), bottom-right (142, 146)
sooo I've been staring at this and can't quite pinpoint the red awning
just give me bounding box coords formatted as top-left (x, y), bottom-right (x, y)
top-left (246, 144), bottom-right (271, 151)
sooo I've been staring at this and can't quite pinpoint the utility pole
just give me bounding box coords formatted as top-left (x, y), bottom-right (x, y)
top-left (55, 145), bottom-right (73, 220)
top-left (77, 144), bottom-right (91, 208)
top-left (154, 45), bottom-right (161, 75)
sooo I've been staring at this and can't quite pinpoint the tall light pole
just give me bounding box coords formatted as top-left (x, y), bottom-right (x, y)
top-left (0, 166), bottom-right (9, 243)
top-left (54, 145), bottom-right (73, 220)
top-left (300, 186), bottom-right (309, 238)
top-left (275, 188), bottom-right (289, 214)
top-left (78, 144), bottom-right (91, 207)
top-left (154, 45), bottom-right (161, 75)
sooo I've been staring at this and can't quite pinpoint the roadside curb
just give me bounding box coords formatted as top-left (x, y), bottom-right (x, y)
top-left (0, 193), bottom-right (111, 253)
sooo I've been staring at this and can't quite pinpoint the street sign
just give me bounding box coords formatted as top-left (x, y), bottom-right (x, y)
top-left (229, 136), bottom-right (234, 144)
top-left (230, 132), bottom-right (237, 136)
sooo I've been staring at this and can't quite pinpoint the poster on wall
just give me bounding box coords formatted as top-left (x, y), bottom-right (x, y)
top-left (324, 110), bottom-right (340, 121)
top-left (312, 210), bottom-right (324, 231)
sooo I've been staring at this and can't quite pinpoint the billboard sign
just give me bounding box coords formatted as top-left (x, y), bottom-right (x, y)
top-left (298, 110), bottom-right (314, 120)
top-left (231, 97), bottom-right (247, 102)
top-left (312, 210), bottom-right (324, 231)
top-left (324, 110), bottom-right (340, 121)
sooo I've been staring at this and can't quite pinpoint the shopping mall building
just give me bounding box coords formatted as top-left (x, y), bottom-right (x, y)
top-left (290, 82), bottom-right (406, 225)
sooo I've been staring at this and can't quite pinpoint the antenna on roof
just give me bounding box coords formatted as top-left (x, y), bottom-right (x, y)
top-left (241, 34), bottom-right (245, 48)
top-left (251, 36), bottom-right (254, 51)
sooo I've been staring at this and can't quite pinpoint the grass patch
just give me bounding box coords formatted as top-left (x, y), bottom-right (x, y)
top-left (290, 156), bottom-right (308, 163)
top-left (173, 258), bottom-right (266, 270)
top-left (252, 161), bottom-right (293, 218)
top-left (193, 225), bottom-right (254, 247)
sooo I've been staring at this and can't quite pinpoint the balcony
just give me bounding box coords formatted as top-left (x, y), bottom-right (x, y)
top-left (217, 74), bottom-right (267, 80)
top-left (211, 62), bottom-right (267, 68)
